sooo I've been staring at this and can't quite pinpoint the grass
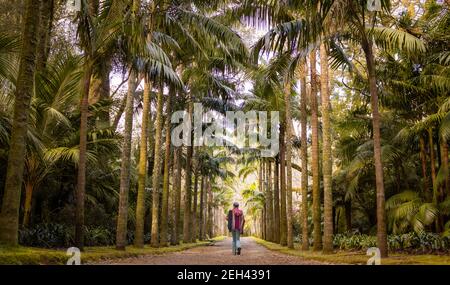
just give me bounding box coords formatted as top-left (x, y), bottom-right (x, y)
top-left (0, 236), bottom-right (226, 265)
top-left (252, 237), bottom-right (450, 265)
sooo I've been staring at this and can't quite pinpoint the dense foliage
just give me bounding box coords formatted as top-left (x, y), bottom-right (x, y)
top-left (0, 0), bottom-right (448, 261)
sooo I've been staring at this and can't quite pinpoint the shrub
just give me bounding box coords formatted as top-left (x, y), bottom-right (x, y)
top-left (332, 232), bottom-right (450, 253)
top-left (19, 223), bottom-right (73, 248)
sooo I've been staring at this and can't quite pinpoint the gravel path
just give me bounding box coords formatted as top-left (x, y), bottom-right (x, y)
top-left (98, 237), bottom-right (324, 265)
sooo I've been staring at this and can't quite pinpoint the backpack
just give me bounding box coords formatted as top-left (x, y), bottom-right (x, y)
top-left (227, 210), bottom-right (233, 232)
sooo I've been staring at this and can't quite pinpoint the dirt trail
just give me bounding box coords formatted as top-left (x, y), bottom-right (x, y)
top-left (97, 237), bottom-right (324, 265)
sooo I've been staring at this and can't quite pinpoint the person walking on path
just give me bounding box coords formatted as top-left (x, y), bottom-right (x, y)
top-left (227, 202), bottom-right (245, 255)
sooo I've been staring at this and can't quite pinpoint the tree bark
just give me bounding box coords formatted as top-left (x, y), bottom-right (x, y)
top-left (362, 37), bottom-right (388, 258)
top-left (284, 81), bottom-right (294, 249)
top-left (0, 0), bottom-right (40, 246)
top-left (160, 88), bottom-right (173, 246)
top-left (299, 60), bottom-right (309, 251)
top-left (199, 174), bottom-right (205, 240)
top-left (320, 44), bottom-right (333, 253)
top-left (116, 71), bottom-right (136, 250)
top-left (419, 135), bottom-right (430, 201)
top-left (172, 146), bottom-right (182, 245)
top-left (191, 163), bottom-right (199, 242)
top-left (183, 100), bottom-right (193, 243)
top-left (310, 50), bottom-right (322, 251)
top-left (266, 160), bottom-right (274, 242)
top-left (279, 125), bottom-right (287, 246)
top-left (132, 74), bottom-right (147, 248)
top-left (35, 0), bottom-right (54, 72)
top-left (150, 84), bottom-right (165, 247)
top-left (273, 157), bottom-right (280, 243)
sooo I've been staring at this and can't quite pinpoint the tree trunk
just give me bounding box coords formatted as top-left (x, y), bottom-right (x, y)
top-left (207, 178), bottom-right (213, 238)
top-left (345, 200), bottom-right (352, 232)
top-left (320, 44), bottom-right (333, 253)
top-left (22, 182), bottom-right (33, 227)
top-left (35, 0), bottom-right (54, 72)
top-left (362, 37), bottom-right (388, 258)
top-left (191, 166), bottom-right (199, 242)
top-left (172, 146), bottom-right (182, 245)
top-left (132, 74), bottom-right (147, 248)
top-left (266, 160), bottom-right (274, 242)
top-left (299, 60), bottom-right (309, 251)
top-left (284, 81), bottom-right (294, 249)
top-left (160, 88), bottom-right (173, 246)
top-left (0, 0), bottom-right (40, 246)
top-left (418, 135), bottom-right (430, 200)
top-left (273, 157), bottom-right (280, 243)
top-left (442, 140), bottom-right (449, 197)
top-left (199, 174), bottom-right (205, 240)
top-left (310, 50), bottom-right (322, 251)
top-left (150, 84), bottom-right (165, 247)
top-left (279, 125), bottom-right (288, 246)
top-left (183, 100), bottom-right (194, 243)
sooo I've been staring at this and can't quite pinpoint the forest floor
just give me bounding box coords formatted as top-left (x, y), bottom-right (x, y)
top-left (253, 237), bottom-right (450, 265)
top-left (0, 238), bottom-right (221, 265)
top-left (2, 236), bottom-right (450, 265)
top-left (95, 237), bottom-right (325, 265)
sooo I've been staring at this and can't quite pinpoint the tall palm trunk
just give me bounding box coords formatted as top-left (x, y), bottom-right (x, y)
top-left (320, 44), bottom-right (333, 253)
top-left (259, 160), bottom-right (266, 240)
top-left (279, 125), bottom-right (287, 246)
top-left (0, 0), bottom-right (40, 245)
top-left (202, 175), bottom-right (208, 239)
top-left (160, 88), bottom-right (173, 246)
top-left (132, 75), bottom-right (147, 248)
top-left (183, 100), bottom-right (194, 243)
top-left (299, 60), bottom-right (309, 251)
top-left (284, 81), bottom-right (294, 249)
top-left (310, 50), bottom-right (322, 251)
top-left (441, 140), bottom-right (449, 197)
top-left (273, 157), bottom-right (280, 243)
top-left (35, 0), bottom-right (54, 72)
top-left (362, 37), bottom-right (388, 258)
top-left (150, 84), bottom-right (165, 247)
top-left (266, 160), bottom-right (274, 242)
top-left (207, 179), bottom-right (213, 238)
top-left (428, 128), bottom-right (437, 198)
top-left (199, 175), bottom-right (205, 240)
top-left (191, 164), bottom-right (199, 242)
top-left (419, 135), bottom-right (430, 201)
top-left (172, 146), bottom-right (182, 245)
top-left (74, 56), bottom-right (94, 250)
top-left (22, 182), bottom-right (33, 227)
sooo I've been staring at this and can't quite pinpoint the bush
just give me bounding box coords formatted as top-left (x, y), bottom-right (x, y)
top-left (19, 224), bottom-right (122, 248)
top-left (19, 223), bottom-right (73, 248)
top-left (332, 232), bottom-right (450, 253)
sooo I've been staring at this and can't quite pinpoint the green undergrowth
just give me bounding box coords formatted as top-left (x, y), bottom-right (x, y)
top-left (0, 236), bottom-right (226, 265)
top-left (252, 237), bottom-right (450, 265)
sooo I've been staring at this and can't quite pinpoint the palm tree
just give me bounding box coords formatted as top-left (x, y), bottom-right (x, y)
top-left (320, 43), bottom-right (333, 253)
top-left (299, 60), bottom-right (309, 250)
top-left (117, 0), bottom-right (143, 249)
top-left (273, 155), bottom-right (280, 243)
top-left (160, 86), bottom-right (173, 246)
top-left (183, 100), bottom-right (193, 243)
top-left (247, 0), bottom-right (426, 257)
top-left (0, 0), bottom-right (42, 245)
top-left (172, 145), bottom-right (182, 244)
top-left (284, 81), bottom-right (294, 249)
top-left (150, 83), bottom-right (165, 247)
top-left (309, 50), bottom-right (322, 251)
